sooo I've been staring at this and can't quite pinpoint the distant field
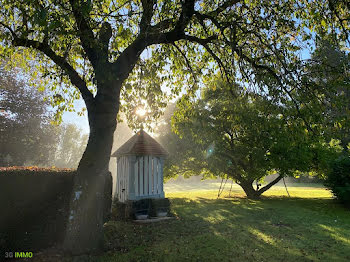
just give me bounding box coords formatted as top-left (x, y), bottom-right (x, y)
top-left (164, 176), bottom-right (332, 199)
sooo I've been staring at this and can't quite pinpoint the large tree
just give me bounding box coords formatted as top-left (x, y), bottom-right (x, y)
top-left (0, 0), bottom-right (348, 254)
top-left (172, 79), bottom-right (317, 199)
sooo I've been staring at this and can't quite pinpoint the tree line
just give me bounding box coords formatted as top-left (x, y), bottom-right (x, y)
top-left (0, 65), bottom-right (88, 168)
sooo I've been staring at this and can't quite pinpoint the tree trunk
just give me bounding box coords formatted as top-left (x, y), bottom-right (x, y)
top-left (239, 175), bottom-right (284, 200)
top-left (239, 181), bottom-right (261, 200)
top-left (62, 95), bottom-right (118, 255)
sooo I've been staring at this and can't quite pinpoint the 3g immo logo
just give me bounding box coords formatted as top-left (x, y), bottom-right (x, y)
top-left (4, 251), bottom-right (33, 259)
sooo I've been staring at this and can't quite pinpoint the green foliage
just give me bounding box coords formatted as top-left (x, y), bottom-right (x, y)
top-left (0, 0), bottom-right (349, 129)
top-left (169, 70), bottom-right (350, 198)
top-left (171, 78), bottom-right (317, 196)
top-left (155, 103), bottom-right (202, 180)
top-left (120, 61), bottom-right (168, 131)
top-left (324, 155), bottom-right (350, 205)
top-left (0, 166), bottom-right (74, 172)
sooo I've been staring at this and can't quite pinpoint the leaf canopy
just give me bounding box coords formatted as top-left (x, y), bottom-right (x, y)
top-left (0, 0), bottom-right (348, 127)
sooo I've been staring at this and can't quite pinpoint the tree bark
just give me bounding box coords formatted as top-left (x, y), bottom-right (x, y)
top-left (257, 174), bottom-right (283, 195)
top-left (239, 181), bottom-right (261, 200)
top-left (239, 174), bottom-right (284, 200)
top-left (62, 93), bottom-right (119, 255)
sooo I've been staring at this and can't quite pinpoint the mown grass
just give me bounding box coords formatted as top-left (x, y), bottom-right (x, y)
top-left (33, 186), bottom-right (350, 262)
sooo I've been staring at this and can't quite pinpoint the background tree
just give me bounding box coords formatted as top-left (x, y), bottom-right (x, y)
top-left (54, 124), bottom-right (89, 168)
top-left (296, 41), bottom-right (350, 204)
top-left (172, 79), bottom-right (319, 199)
top-left (0, 0), bottom-right (348, 253)
top-left (0, 65), bottom-right (60, 166)
top-left (298, 41), bottom-right (350, 149)
top-left (155, 103), bottom-right (200, 180)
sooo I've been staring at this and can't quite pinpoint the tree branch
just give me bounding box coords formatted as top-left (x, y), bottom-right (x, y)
top-left (182, 35), bottom-right (232, 83)
top-left (12, 37), bottom-right (94, 108)
top-left (258, 174), bottom-right (283, 194)
top-left (238, 51), bottom-right (314, 133)
top-left (173, 0), bottom-right (195, 34)
top-left (112, 0), bottom-right (196, 82)
top-left (150, 18), bottom-right (173, 33)
top-left (69, 0), bottom-right (99, 68)
top-left (172, 42), bottom-right (198, 84)
top-left (98, 22), bottom-right (112, 59)
top-left (206, 0), bottom-right (240, 16)
top-left (112, 36), bottom-right (146, 82)
top-left (0, 21), bottom-right (15, 36)
top-left (329, 0), bottom-right (350, 45)
top-left (147, 0), bottom-right (195, 38)
top-left (140, 0), bottom-right (155, 33)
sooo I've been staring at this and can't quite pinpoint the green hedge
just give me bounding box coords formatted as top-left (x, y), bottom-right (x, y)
top-left (323, 156), bottom-right (350, 208)
top-left (0, 167), bottom-right (75, 251)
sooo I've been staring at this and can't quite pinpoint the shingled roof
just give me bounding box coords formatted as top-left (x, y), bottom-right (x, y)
top-left (111, 130), bottom-right (168, 157)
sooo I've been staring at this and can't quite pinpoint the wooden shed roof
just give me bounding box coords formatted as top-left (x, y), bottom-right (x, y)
top-left (111, 130), bottom-right (168, 157)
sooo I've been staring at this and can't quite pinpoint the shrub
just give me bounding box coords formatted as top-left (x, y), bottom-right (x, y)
top-left (324, 156), bottom-right (350, 207)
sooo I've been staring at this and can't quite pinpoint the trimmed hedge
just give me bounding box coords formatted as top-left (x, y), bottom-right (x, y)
top-left (324, 156), bottom-right (350, 208)
top-left (0, 167), bottom-right (75, 252)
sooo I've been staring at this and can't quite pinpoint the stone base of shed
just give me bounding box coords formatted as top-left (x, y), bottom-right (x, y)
top-left (133, 216), bottom-right (175, 223)
top-left (111, 198), bottom-right (171, 221)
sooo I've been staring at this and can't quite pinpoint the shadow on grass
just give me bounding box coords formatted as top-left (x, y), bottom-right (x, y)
top-left (97, 196), bottom-right (350, 262)
top-left (31, 196), bottom-right (350, 262)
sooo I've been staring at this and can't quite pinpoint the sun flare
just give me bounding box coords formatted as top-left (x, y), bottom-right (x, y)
top-left (136, 107), bottom-right (147, 117)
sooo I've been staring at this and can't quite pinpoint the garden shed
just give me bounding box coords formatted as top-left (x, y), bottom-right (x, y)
top-left (111, 130), bottom-right (168, 203)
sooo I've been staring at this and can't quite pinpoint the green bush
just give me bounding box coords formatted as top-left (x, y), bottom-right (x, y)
top-left (324, 156), bottom-right (350, 206)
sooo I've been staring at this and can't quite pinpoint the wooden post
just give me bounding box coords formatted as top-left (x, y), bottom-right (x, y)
top-left (160, 158), bottom-right (164, 197)
top-left (121, 157), bottom-right (124, 202)
top-left (134, 158), bottom-right (139, 197)
top-left (152, 157), bottom-right (156, 194)
top-left (148, 156), bottom-right (152, 195)
top-left (116, 158), bottom-right (120, 201)
top-left (139, 157), bottom-right (144, 196)
top-left (144, 156), bottom-right (148, 195)
top-left (128, 156), bottom-right (137, 200)
top-left (156, 157), bottom-right (159, 195)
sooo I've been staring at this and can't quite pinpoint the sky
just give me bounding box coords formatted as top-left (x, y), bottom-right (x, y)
top-left (62, 98), bottom-right (89, 134)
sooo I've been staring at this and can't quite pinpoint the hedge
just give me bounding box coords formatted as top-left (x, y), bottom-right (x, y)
top-left (0, 167), bottom-right (76, 252)
top-left (323, 156), bottom-right (350, 208)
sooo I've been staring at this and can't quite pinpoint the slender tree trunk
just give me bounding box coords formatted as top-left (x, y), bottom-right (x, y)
top-left (257, 174), bottom-right (283, 195)
top-left (62, 91), bottom-right (119, 255)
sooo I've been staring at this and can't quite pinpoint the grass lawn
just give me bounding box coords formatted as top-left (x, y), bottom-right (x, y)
top-left (33, 185), bottom-right (350, 262)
